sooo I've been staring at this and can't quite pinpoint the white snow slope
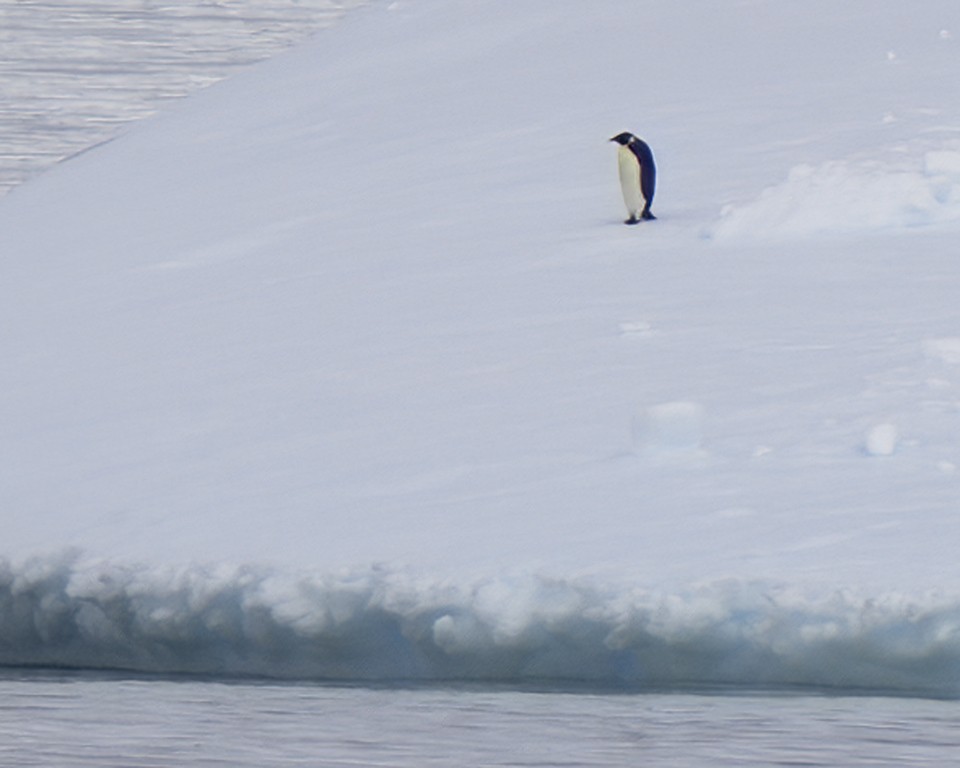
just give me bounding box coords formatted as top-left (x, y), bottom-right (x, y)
top-left (3, 0), bottom-right (960, 693)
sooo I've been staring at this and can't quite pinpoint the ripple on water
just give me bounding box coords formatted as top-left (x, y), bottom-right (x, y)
top-left (0, 0), bottom-right (365, 194)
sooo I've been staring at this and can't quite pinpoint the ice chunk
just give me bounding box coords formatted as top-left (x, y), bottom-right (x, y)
top-left (632, 401), bottom-right (704, 457)
top-left (865, 423), bottom-right (898, 456)
top-left (924, 338), bottom-right (960, 365)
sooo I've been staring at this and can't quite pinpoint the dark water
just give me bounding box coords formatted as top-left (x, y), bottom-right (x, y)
top-left (0, 0), bottom-right (364, 194)
top-left (1, 675), bottom-right (959, 766)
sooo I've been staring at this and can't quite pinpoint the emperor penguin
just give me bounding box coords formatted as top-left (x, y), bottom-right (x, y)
top-left (610, 132), bottom-right (656, 224)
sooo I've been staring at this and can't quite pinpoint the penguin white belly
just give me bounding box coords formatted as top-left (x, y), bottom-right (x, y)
top-left (617, 146), bottom-right (644, 217)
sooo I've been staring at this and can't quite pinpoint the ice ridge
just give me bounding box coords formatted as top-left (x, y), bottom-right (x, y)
top-left (2, 553), bottom-right (959, 697)
top-left (710, 145), bottom-right (960, 240)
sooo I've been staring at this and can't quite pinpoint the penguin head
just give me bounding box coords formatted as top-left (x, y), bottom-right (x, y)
top-left (609, 132), bottom-right (636, 146)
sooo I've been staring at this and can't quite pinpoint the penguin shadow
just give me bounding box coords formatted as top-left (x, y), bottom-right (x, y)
top-left (623, 215), bottom-right (656, 226)
top-left (601, 213), bottom-right (660, 228)
top-left (604, 208), bottom-right (709, 230)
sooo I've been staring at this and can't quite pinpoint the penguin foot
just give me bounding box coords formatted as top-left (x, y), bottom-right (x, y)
top-left (641, 210), bottom-right (656, 221)
top-left (624, 216), bottom-right (641, 225)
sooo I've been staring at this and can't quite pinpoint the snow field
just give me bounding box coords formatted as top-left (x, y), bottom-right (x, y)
top-left (2, 0), bottom-right (960, 691)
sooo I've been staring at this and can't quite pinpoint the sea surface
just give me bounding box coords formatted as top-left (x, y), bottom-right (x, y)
top-left (0, 0), bottom-right (364, 195)
top-left (2, 674), bottom-right (960, 767)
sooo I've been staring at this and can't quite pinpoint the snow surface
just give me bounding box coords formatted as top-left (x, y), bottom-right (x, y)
top-left (3, 0), bottom-right (960, 691)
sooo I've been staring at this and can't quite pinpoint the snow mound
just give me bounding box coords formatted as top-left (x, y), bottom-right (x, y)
top-left (632, 401), bottom-right (705, 459)
top-left (924, 338), bottom-right (960, 365)
top-left (710, 147), bottom-right (960, 240)
top-left (4, 553), bottom-right (960, 697)
top-left (864, 423), bottom-right (899, 457)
